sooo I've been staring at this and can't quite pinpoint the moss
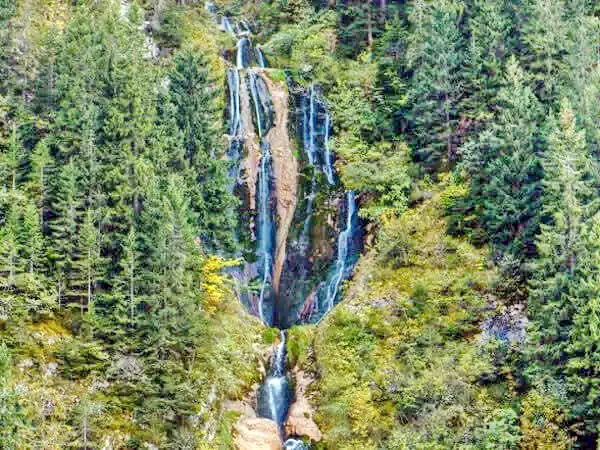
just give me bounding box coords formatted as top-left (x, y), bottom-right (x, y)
top-left (287, 325), bottom-right (314, 367)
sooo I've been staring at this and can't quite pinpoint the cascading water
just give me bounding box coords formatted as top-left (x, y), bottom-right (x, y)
top-left (208, 4), bottom-right (362, 443)
top-left (226, 69), bottom-right (243, 191)
top-left (320, 191), bottom-right (358, 314)
top-left (236, 37), bottom-right (251, 69)
top-left (322, 112), bottom-right (335, 185)
top-left (257, 47), bottom-right (268, 68)
top-left (256, 142), bottom-right (274, 325)
top-left (258, 331), bottom-right (292, 428)
top-left (283, 439), bottom-right (309, 450)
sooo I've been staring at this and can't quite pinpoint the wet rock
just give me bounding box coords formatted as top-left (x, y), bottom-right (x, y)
top-left (284, 369), bottom-right (322, 442)
top-left (223, 399), bottom-right (257, 418)
top-left (233, 417), bottom-right (280, 450)
top-left (284, 404), bottom-right (322, 443)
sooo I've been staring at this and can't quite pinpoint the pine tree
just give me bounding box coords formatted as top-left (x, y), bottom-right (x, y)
top-left (167, 51), bottom-right (238, 251)
top-left (527, 100), bottom-right (599, 419)
top-left (562, 13), bottom-right (600, 154)
top-left (405, 0), bottom-right (467, 170)
top-left (21, 199), bottom-right (45, 282)
top-left (73, 208), bottom-right (105, 314)
top-left (28, 138), bottom-right (53, 233)
top-left (49, 160), bottom-right (82, 305)
top-left (461, 57), bottom-right (544, 259)
top-left (463, 0), bottom-right (513, 122)
top-left (0, 201), bottom-right (21, 288)
top-left (519, 0), bottom-right (569, 102)
top-left (564, 212), bottom-right (600, 431)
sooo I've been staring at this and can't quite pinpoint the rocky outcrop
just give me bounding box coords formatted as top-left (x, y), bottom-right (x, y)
top-left (240, 74), bottom-right (261, 216)
top-left (259, 70), bottom-right (298, 294)
top-left (284, 368), bottom-right (322, 443)
top-left (233, 417), bottom-right (281, 450)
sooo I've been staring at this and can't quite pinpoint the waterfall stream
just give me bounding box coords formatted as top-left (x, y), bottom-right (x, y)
top-left (257, 331), bottom-right (291, 427)
top-left (208, 5), bottom-right (361, 445)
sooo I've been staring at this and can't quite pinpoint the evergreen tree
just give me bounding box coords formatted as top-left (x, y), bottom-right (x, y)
top-left (519, 0), bottom-right (569, 102)
top-left (0, 201), bottom-right (21, 288)
top-left (49, 160), bottom-right (81, 305)
top-left (405, 0), bottom-right (467, 170)
top-left (463, 0), bottom-right (513, 122)
top-left (73, 208), bottom-right (105, 313)
top-left (21, 199), bottom-right (45, 282)
top-left (167, 51), bottom-right (238, 251)
top-left (461, 57), bottom-right (544, 259)
top-left (527, 100), bottom-right (600, 432)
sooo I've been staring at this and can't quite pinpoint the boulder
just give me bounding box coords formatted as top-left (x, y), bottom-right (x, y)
top-left (284, 369), bottom-right (322, 442)
top-left (284, 401), bottom-right (322, 442)
top-left (233, 417), bottom-right (280, 450)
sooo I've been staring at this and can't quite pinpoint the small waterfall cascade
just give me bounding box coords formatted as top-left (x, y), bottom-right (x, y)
top-left (258, 331), bottom-right (291, 427)
top-left (283, 439), bottom-right (309, 450)
top-left (256, 142), bottom-right (274, 324)
top-left (320, 191), bottom-right (358, 314)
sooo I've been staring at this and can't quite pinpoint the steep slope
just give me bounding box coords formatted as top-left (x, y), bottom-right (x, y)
top-left (289, 181), bottom-right (521, 449)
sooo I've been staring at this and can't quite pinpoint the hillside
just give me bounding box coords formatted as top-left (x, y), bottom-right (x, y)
top-left (3, 0), bottom-right (600, 449)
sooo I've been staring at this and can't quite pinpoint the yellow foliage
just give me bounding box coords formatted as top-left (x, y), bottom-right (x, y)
top-left (200, 256), bottom-right (242, 313)
top-left (520, 391), bottom-right (572, 450)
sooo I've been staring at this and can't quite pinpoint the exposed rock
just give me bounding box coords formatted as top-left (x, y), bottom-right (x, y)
top-left (233, 417), bottom-right (281, 450)
top-left (223, 399), bottom-right (257, 419)
top-left (284, 368), bottom-right (322, 442)
top-left (18, 358), bottom-right (34, 371)
top-left (240, 76), bottom-right (261, 217)
top-left (43, 362), bottom-right (58, 377)
top-left (259, 70), bottom-right (298, 294)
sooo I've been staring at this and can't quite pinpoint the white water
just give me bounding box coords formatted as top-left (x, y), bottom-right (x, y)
top-left (323, 191), bottom-right (357, 312)
top-left (221, 16), bottom-right (235, 36)
top-left (258, 331), bottom-right (291, 427)
top-left (256, 47), bottom-right (267, 68)
top-left (283, 439), bottom-right (308, 449)
top-left (256, 143), bottom-right (273, 325)
top-left (236, 37), bottom-right (251, 69)
top-left (323, 112), bottom-right (335, 185)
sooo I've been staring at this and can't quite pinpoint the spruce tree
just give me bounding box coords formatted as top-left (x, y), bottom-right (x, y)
top-left (405, 0), bottom-right (467, 170)
top-left (167, 51), bottom-right (238, 251)
top-left (527, 100), bottom-right (599, 427)
top-left (461, 57), bottom-right (544, 259)
top-left (519, 0), bottom-right (569, 102)
top-left (49, 160), bottom-right (82, 305)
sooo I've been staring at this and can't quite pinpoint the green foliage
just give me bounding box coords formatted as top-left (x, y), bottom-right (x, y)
top-left (527, 99), bottom-right (600, 435)
top-left (405, 0), bottom-right (467, 170)
top-left (460, 57), bottom-right (544, 260)
top-left (303, 188), bottom-right (511, 448)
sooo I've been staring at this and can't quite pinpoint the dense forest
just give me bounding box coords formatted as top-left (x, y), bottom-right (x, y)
top-left (2, 0), bottom-right (600, 448)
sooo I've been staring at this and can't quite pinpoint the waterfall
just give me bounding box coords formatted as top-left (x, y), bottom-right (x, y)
top-left (227, 69), bottom-right (241, 137)
top-left (256, 47), bottom-right (268, 68)
top-left (258, 331), bottom-right (291, 427)
top-left (307, 86), bottom-right (317, 165)
top-left (283, 439), bottom-right (309, 449)
top-left (256, 143), bottom-right (274, 325)
top-left (236, 37), bottom-right (251, 69)
top-left (248, 71), bottom-right (264, 137)
top-left (322, 112), bottom-right (335, 185)
top-left (321, 191), bottom-right (358, 313)
top-left (226, 69), bottom-right (243, 193)
top-left (221, 16), bottom-right (235, 36)
top-left (211, 7), bottom-right (362, 442)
